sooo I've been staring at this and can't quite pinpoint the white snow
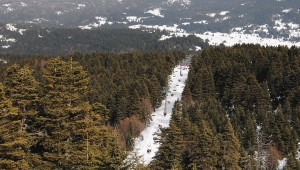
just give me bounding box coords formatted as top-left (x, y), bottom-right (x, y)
top-left (95, 16), bottom-right (107, 21)
top-left (195, 46), bottom-right (202, 51)
top-left (282, 8), bottom-right (292, 13)
top-left (159, 35), bottom-right (173, 41)
top-left (274, 19), bottom-right (287, 31)
top-left (5, 38), bottom-right (16, 42)
top-left (79, 17), bottom-right (108, 29)
top-left (2, 45), bottom-right (10, 48)
top-left (182, 22), bottom-right (190, 25)
top-left (194, 31), bottom-right (300, 47)
top-left (55, 11), bottom-right (63, 15)
top-left (129, 22), bottom-right (300, 48)
top-left (193, 20), bottom-right (208, 24)
top-left (0, 59), bottom-right (7, 64)
top-left (287, 22), bottom-right (299, 29)
top-left (6, 24), bottom-right (17, 32)
top-left (125, 63), bottom-right (190, 165)
top-left (253, 24), bottom-right (269, 34)
top-left (207, 13), bottom-right (216, 17)
top-left (145, 8), bottom-right (164, 18)
top-left (219, 11), bottom-right (229, 15)
top-left (277, 158), bottom-right (287, 170)
top-left (218, 16), bottom-right (230, 21)
top-left (167, 0), bottom-right (191, 5)
top-left (129, 24), bottom-right (185, 34)
top-left (20, 2), bottom-right (27, 6)
top-left (126, 16), bottom-right (149, 22)
top-left (5, 24), bottom-right (26, 35)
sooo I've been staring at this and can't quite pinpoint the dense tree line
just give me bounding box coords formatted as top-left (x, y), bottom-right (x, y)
top-left (0, 27), bottom-right (209, 56)
top-left (1, 51), bottom-right (186, 163)
top-left (1, 44), bottom-right (300, 169)
top-left (0, 57), bottom-right (126, 169)
top-left (152, 44), bottom-right (300, 169)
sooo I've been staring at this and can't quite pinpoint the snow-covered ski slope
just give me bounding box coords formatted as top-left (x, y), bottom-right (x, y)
top-left (126, 63), bottom-right (190, 165)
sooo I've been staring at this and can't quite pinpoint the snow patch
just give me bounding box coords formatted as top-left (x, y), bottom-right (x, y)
top-left (77, 4), bottom-right (85, 9)
top-left (126, 16), bottom-right (149, 22)
top-left (55, 11), bottom-right (63, 15)
top-left (195, 46), bottom-right (202, 51)
top-left (193, 20), bottom-right (208, 24)
top-left (0, 59), bottom-right (7, 64)
top-left (130, 24), bottom-right (185, 34)
top-left (167, 0), bottom-right (191, 5)
top-left (207, 13), bottom-right (216, 17)
top-left (20, 2), bottom-right (27, 6)
top-left (182, 22), bottom-right (190, 25)
top-left (277, 158), bottom-right (287, 170)
top-left (2, 45), bottom-right (10, 48)
top-left (129, 23), bottom-right (300, 48)
top-left (194, 31), bottom-right (300, 47)
top-left (282, 8), bottom-right (292, 13)
top-left (79, 17), bottom-right (108, 29)
top-left (145, 8), bottom-right (164, 17)
top-left (219, 11), bottom-right (229, 15)
top-left (159, 35), bottom-right (173, 41)
top-left (5, 24), bottom-right (26, 35)
top-left (6, 24), bottom-right (17, 32)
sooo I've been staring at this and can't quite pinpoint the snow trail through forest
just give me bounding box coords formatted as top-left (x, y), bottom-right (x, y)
top-left (126, 62), bottom-right (190, 165)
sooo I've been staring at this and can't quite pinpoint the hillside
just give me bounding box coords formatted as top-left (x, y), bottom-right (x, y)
top-left (1, 45), bottom-right (299, 169)
top-left (0, 0), bottom-right (300, 56)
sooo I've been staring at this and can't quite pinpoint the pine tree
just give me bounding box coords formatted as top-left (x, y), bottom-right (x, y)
top-left (148, 75), bottom-right (161, 110)
top-left (218, 120), bottom-right (241, 170)
top-left (0, 83), bottom-right (30, 169)
top-left (243, 110), bottom-right (256, 150)
top-left (189, 120), bottom-right (219, 169)
top-left (39, 57), bottom-right (125, 169)
top-left (150, 121), bottom-right (184, 170)
top-left (4, 64), bottom-right (39, 132)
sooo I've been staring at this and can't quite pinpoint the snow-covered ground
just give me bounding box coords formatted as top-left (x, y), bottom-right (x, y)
top-left (125, 63), bottom-right (189, 165)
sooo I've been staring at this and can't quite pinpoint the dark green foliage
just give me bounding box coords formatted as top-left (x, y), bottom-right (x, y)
top-left (218, 120), bottom-right (241, 170)
top-left (0, 28), bottom-right (208, 56)
top-left (0, 50), bottom-right (185, 168)
top-left (182, 45), bottom-right (300, 168)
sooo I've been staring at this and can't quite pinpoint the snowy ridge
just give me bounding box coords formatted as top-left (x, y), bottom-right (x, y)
top-left (126, 63), bottom-right (190, 165)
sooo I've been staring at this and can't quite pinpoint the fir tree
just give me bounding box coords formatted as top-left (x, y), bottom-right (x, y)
top-left (0, 83), bottom-right (30, 169)
top-left (189, 120), bottom-right (219, 169)
top-left (218, 120), bottom-right (241, 170)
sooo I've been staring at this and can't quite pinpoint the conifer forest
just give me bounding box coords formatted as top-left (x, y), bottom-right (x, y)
top-left (1, 44), bottom-right (300, 169)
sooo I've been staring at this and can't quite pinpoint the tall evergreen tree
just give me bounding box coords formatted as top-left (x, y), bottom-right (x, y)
top-left (188, 120), bottom-right (219, 169)
top-left (4, 64), bottom-right (39, 132)
top-left (218, 120), bottom-right (241, 170)
top-left (40, 57), bottom-right (125, 169)
top-left (0, 83), bottom-right (30, 169)
top-left (150, 120), bottom-right (184, 170)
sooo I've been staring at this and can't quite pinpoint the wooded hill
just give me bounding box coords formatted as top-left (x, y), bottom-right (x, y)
top-left (149, 44), bottom-right (300, 169)
top-left (0, 51), bottom-right (186, 169)
top-left (1, 44), bottom-right (300, 169)
top-left (0, 27), bottom-right (209, 56)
